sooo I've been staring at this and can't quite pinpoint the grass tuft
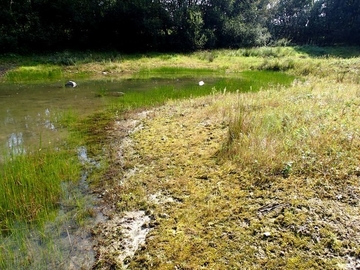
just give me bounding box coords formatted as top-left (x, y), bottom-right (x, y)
top-left (4, 65), bottom-right (63, 82)
top-left (0, 150), bottom-right (81, 234)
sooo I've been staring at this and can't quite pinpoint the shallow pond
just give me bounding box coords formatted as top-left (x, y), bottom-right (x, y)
top-left (0, 78), bottom-right (205, 156)
top-left (0, 81), bottom-right (99, 155)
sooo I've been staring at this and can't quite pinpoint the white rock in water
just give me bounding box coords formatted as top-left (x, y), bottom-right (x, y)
top-left (65, 81), bottom-right (77, 87)
top-left (198, 81), bottom-right (205, 86)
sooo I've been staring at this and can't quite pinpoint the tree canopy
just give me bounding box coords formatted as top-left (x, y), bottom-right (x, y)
top-left (1, 0), bottom-right (359, 53)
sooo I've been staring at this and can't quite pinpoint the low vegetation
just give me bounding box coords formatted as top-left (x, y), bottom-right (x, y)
top-left (87, 47), bottom-right (360, 269)
top-left (0, 150), bottom-right (81, 233)
top-left (1, 46), bottom-right (360, 268)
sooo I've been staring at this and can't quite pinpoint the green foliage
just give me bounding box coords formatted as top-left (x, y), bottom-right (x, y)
top-left (1, 0), bottom-right (358, 53)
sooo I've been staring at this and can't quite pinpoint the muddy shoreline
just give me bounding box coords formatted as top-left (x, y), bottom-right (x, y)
top-left (91, 110), bottom-right (156, 269)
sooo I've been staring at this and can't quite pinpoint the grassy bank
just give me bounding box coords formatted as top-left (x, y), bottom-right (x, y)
top-left (1, 46), bottom-right (360, 83)
top-left (119, 85), bottom-right (360, 268)
top-left (84, 47), bottom-right (360, 269)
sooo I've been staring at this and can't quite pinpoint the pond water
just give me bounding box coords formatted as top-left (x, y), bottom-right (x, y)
top-left (0, 81), bottom-right (97, 155)
top-left (0, 78), bottom-right (198, 156)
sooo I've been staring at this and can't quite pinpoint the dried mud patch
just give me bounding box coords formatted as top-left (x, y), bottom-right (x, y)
top-left (92, 93), bottom-right (360, 269)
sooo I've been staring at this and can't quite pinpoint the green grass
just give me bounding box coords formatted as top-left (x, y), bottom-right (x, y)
top-left (0, 149), bottom-right (81, 235)
top-left (4, 65), bottom-right (63, 82)
top-left (0, 108), bottom-right (90, 268)
top-left (106, 71), bottom-right (295, 111)
top-left (135, 67), bottom-right (224, 78)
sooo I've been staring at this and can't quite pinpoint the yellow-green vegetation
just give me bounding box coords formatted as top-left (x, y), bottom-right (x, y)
top-left (1, 46), bottom-right (360, 269)
top-left (90, 47), bottom-right (360, 269)
top-left (1, 46), bottom-right (360, 83)
top-left (4, 65), bottom-right (63, 82)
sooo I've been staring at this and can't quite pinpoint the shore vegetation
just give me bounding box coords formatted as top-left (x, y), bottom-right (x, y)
top-left (0, 46), bottom-right (360, 268)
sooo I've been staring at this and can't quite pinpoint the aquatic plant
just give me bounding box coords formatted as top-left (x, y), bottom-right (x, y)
top-left (0, 149), bottom-right (81, 234)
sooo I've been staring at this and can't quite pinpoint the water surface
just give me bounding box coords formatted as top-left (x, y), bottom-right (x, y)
top-left (0, 79), bottom-right (179, 155)
top-left (0, 77), bottom-right (221, 154)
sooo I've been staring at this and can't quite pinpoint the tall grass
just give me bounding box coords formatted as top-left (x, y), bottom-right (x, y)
top-left (0, 149), bottom-right (81, 234)
top-left (220, 77), bottom-right (360, 184)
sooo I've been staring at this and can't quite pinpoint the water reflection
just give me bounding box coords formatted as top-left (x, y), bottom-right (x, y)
top-left (44, 108), bottom-right (56, 131)
top-left (0, 81), bottom-right (108, 157)
top-left (7, 132), bottom-right (25, 155)
top-left (3, 108), bottom-right (58, 156)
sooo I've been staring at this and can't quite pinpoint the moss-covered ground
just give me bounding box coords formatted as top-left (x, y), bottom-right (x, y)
top-left (93, 80), bottom-right (360, 269)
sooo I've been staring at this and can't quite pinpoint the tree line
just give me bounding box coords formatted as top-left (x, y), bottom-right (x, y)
top-left (1, 0), bottom-right (359, 53)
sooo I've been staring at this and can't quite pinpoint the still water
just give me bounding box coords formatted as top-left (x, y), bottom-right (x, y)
top-left (0, 79), bottom-right (177, 156)
top-left (0, 77), bottom-right (210, 156)
top-left (0, 81), bottom-right (102, 154)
